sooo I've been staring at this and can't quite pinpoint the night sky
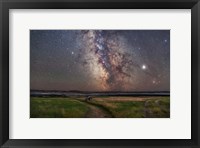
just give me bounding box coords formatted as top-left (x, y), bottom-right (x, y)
top-left (30, 30), bottom-right (170, 92)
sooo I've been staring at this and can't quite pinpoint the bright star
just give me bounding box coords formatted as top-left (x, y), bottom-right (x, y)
top-left (141, 64), bottom-right (147, 70)
top-left (71, 51), bottom-right (74, 55)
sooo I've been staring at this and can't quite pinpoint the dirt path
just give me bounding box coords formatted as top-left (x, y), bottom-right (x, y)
top-left (144, 100), bottom-right (152, 118)
top-left (85, 103), bottom-right (112, 118)
top-left (144, 99), bottom-right (163, 118)
top-left (76, 100), bottom-right (113, 118)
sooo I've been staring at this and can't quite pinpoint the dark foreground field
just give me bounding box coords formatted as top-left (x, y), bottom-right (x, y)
top-left (30, 96), bottom-right (170, 118)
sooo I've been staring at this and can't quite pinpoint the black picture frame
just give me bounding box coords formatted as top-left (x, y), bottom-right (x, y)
top-left (0, 0), bottom-right (199, 147)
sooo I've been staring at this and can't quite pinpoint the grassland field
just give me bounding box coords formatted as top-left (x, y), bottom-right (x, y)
top-left (30, 96), bottom-right (170, 118)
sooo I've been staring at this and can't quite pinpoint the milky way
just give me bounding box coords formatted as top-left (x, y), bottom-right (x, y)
top-left (30, 30), bottom-right (170, 92)
top-left (78, 30), bottom-right (136, 91)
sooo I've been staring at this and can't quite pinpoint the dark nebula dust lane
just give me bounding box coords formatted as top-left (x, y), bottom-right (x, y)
top-left (30, 30), bottom-right (170, 92)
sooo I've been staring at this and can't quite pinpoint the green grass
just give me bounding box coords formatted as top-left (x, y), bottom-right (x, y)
top-left (89, 100), bottom-right (144, 118)
top-left (30, 97), bottom-right (89, 118)
top-left (30, 96), bottom-right (170, 118)
top-left (112, 101), bottom-right (145, 118)
top-left (144, 97), bottom-right (170, 118)
top-left (90, 96), bottom-right (170, 118)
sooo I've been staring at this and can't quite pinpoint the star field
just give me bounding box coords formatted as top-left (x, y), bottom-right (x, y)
top-left (30, 30), bottom-right (170, 92)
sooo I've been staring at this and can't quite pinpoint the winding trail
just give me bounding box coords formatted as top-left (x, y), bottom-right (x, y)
top-left (76, 100), bottom-right (113, 118)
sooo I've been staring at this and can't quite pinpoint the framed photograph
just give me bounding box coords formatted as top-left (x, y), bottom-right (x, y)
top-left (0, 0), bottom-right (199, 147)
